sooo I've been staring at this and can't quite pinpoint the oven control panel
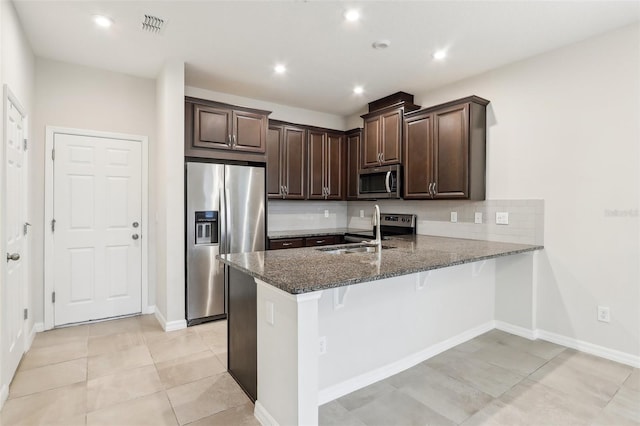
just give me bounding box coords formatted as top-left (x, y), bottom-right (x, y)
top-left (380, 213), bottom-right (416, 228)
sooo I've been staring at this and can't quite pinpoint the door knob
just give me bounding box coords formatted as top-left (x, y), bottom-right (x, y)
top-left (132, 221), bottom-right (139, 228)
top-left (132, 234), bottom-right (139, 240)
top-left (6, 253), bottom-right (20, 262)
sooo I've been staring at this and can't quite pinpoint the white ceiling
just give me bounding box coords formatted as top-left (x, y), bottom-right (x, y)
top-left (12, 1), bottom-right (640, 116)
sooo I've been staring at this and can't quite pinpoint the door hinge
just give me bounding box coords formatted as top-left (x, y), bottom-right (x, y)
top-left (23, 139), bottom-right (28, 151)
top-left (51, 219), bottom-right (56, 232)
top-left (23, 308), bottom-right (28, 320)
top-left (23, 222), bottom-right (31, 236)
top-left (52, 292), bottom-right (56, 303)
top-left (51, 149), bottom-right (55, 161)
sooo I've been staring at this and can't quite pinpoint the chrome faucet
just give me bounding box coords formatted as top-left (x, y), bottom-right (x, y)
top-left (368, 204), bottom-right (382, 246)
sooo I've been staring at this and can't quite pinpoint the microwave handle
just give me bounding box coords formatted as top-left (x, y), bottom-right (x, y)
top-left (385, 171), bottom-right (391, 193)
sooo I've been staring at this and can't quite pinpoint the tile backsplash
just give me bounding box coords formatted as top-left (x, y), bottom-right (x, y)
top-left (347, 199), bottom-right (544, 245)
top-left (269, 199), bottom-right (543, 245)
top-left (268, 201), bottom-right (348, 231)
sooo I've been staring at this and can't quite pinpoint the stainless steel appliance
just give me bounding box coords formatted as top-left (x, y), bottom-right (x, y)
top-left (358, 165), bottom-right (402, 199)
top-left (345, 212), bottom-right (416, 242)
top-left (186, 162), bottom-right (265, 325)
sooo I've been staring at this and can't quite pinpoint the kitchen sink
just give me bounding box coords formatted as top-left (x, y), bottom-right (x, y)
top-left (316, 244), bottom-right (393, 255)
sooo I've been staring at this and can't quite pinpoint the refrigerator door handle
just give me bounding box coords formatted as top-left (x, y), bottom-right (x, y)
top-left (220, 171), bottom-right (228, 255)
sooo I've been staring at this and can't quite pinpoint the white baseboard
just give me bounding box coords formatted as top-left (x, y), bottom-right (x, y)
top-left (254, 400), bottom-right (279, 426)
top-left (143, 305), bottom-right (155, 315)
top-left (537, 329), bottom-right (640, 368)
top-left (25, 322), bottom-right (45, 351)
top-left (154, 309), bottom-right (187, 332)
top-left (317, 320), bottom-right (495, 405)
top-left (0, 384), bottom-right (8, 411)
top-left (494, 320), bottom-right (537, 340)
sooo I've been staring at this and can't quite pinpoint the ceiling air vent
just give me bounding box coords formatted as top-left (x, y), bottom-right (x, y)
top-left (142, 14), bottom-right (164, 34)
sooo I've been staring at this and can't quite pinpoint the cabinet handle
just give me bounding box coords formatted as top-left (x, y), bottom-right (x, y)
top-left (285, 186), bottom-right (289, 195)
top-left (228, 134), bottom-right (232, 146)
top-left (282, 242), bottom-right (292, 246)
top-left (433, 182), bottom-right (437, 196)
top-left (316, 240), bottom-right (325, 244)
top-left (232, 134), bottom-right (237, 146)
top-left (428, 182), bottom-right (433, 196)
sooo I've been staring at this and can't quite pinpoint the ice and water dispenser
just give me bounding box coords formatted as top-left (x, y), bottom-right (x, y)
top-left (194, 211), bottom-right (219, 245)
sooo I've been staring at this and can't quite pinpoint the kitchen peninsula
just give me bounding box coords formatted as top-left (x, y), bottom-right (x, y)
top-left (220, 235), bottom-right (542, 426)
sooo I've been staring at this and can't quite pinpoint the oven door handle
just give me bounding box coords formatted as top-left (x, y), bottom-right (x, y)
top-left (385, 171), bottom-right (391, 194)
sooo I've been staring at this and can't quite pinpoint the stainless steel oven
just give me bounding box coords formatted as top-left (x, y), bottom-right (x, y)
top-left (358, 165), bottom-right (401, 199)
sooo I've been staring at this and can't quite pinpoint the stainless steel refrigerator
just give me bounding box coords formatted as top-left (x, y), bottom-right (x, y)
top-left (185, 162), bottom-right (265, 325)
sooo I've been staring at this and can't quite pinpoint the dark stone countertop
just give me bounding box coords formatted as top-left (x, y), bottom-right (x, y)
top-left (219, 235), bottom-right (543, 295)
top-left (268, 228), bottom-right (372, 239)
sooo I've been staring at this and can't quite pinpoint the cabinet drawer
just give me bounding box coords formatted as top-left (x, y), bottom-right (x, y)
top-left (269, 238), bottom-right (304, 250)
top-left (304, 236), bottom-right (339, 247)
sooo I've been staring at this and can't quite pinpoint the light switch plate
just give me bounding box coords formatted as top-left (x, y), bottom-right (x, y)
top-left (496, 212), bottom-right (509, 225)
top-left (324, 210), bottom-right (329, 218)
top-left (450, 212), bottom-right (457, 223)
top-left (474, 212), bottom-right (483, 224)
top-left (359, 210), bottom-right (364, 218)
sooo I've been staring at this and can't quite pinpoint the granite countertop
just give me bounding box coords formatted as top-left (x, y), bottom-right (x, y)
top-left (219, 235), bottom-right (543, 295)
top-left (268, 228), bottom-right (372, 239)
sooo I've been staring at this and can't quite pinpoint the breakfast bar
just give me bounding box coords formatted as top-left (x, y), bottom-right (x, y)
top-left (220, 236), bottom-right (543, 426)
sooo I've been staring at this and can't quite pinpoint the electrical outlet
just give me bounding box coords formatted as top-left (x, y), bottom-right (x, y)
top-left (597, 306), bottom-right (610, 323)
top-left (450, 211), bottom-right (458, 223)
top-left (496, 212), bottom-right (509, 225)
top-left (265, 301), bottom-right (275, 325)
top-left (359, 210), bottom-right (364, 218)
top-left (474, 212), bottom-right (483, 224)
top-left (319, 336), bottom-right (327, 355)
top-left (324, 210), bottom-right (329, 218)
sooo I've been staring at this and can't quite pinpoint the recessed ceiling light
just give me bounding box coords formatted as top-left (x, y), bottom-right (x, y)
top-left (372, 40), bottom-right (390, 50)
top-left (344, 9), bottom-right (360, 22)
top-left (93, 15), bottom-right (113, 28)
top-left (274, 64), bottom-right (286, 74)
top-left (433, 50), bottom-right (447, 60)
top-left (353, 86), bottom-right (364, 95)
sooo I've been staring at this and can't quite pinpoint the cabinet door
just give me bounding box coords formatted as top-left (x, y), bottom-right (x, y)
top-left (403, 114), bottom-right (433, 199)
top-left (193, 104), bottom-right (232, 149)
top-left (232, 110), bottom-right (266, 153)
top-left (325, 133), bottom-right (344, 200)
top-left (346, 131), bottom-right (360, 200)
top-left (304, 235), bottom-right (338, 247)
top-left (283, 126), bottom-right (307, 199)
top-left (380, 109), bottom-right (402, 165)
top-left (307, 130), bottom-right (326, 199)
top-left (266, 126), bottom-right (283, 199)
top-left (362, 116), bottom-right (381, 167)
top-left (433, 103), bottom-right (469, 198)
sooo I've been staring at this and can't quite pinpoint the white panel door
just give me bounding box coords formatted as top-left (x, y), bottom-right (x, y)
top-left (53, 133), bottom-right (142, 326)
top-left (3, 97), bottom-right (26, 382)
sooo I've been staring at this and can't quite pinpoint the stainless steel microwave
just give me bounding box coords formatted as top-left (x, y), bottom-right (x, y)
top-left (358, 165), bottom-right (402, 199)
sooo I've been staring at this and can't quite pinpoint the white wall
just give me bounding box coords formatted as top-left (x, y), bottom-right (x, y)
top-left (349, 24), bottom-right (640, 357)
top-left (33, 58), bottom-right (157, 322)
top-left (154, 61), bottom-right (185, 328)
top-left (186, 86), bottom-right (347, 131)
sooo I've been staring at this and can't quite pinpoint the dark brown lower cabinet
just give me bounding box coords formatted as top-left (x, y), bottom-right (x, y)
top-left (268, 235), bottom-right (343, 249)
top-left (228, 267), bottom-right (257, 402)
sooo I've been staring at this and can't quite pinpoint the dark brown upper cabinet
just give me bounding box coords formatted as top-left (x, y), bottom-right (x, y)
top-left (361, 96), bottom-right (420, 168)
top-left (185, 97), bottom-right (270, 161)
top-left (308, 129), bottom-right (345, 200)
top-left (267, 123), bottom-right (307, 200)
top-left (345, 128), bottom-right (362, 200)
top-left (403, 96), bottom-right (489, 200)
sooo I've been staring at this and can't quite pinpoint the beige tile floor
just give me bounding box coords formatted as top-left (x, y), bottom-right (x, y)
top-left (2, 315), bottom-right (638, 426)
top-left (1, 314), bottom-right (258, 426)
top-left (320, 329), bottom-right (640, 426)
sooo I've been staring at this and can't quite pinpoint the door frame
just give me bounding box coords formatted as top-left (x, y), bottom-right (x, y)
top-left (1, 85), bottom-right (29, 403)
top-left (44, 126), bottom-right (149, 330)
